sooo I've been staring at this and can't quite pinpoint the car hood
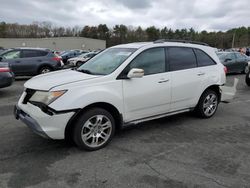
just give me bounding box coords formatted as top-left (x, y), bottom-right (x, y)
top-left (24, 69), bottom-right (100, 91)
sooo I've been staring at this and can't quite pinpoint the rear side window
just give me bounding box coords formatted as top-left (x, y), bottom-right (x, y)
top-left (22, 50), bottom-right (48, 58)
top-left (129, 48), bottom-right (165, 75)
top-left (36, 50), bottom-right (48, 57)
top-left (168, 47), bottom-right (197, 71)
top-left (194, 49), bottom-right (216, 67)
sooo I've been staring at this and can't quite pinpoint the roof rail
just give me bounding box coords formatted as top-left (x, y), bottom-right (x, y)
top-left (154, 39), bottom-right (209, 46)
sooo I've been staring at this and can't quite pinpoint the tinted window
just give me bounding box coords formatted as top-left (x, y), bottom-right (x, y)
top-left (2, 50), bottom-right (21, 60)
top-left (37, 50), bottom-right (48, 56)
top-left (194, 49), bottom-right (216, 67)
top-left (129, 48), bottom-right (165, 75)
top-left (22, 50), bottom-right (48, 58)
top-left (168, 47), bottom-right (196, 71)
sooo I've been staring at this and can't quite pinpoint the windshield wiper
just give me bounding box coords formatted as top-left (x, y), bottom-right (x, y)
top-left (77, 69), bottom-right (93, 75)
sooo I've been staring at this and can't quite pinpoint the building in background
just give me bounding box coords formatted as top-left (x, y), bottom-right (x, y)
top-left (0, 37), bottom-right (106, 51)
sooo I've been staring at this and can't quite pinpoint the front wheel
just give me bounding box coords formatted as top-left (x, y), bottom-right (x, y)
top-left (73, 108), bottom-right (115, 151)
top-left (76, 61), bottom-right (83, 67)
top-left (246, 71), bottom-right (250, 86)
top-left (195, 90), bottom-right (219, 118)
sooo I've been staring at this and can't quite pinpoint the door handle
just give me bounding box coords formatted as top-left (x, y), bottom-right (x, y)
top-left (158, 79), bottom-right (169, 83)
top-left (197, 72), bottom-right (205, 76)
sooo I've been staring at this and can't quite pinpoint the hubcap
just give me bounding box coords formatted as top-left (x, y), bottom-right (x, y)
top-left (203, 93), bottom-right (218, 116)
top-left (81, 115), bottom-right (112, 148)
top-left (245, 66), bottom-right (249, 74)
top-left (41, 68), bottom-right (51, 74)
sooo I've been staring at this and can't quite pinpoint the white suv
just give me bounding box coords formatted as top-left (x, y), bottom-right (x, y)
top-left (15, 40), bottom-right (226, 151)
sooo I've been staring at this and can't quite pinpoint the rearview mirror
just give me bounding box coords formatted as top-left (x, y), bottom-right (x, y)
top-left (127, 68), bottom-right (144, 78)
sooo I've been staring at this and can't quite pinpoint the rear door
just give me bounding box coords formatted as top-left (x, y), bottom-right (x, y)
top-left (20, 50), bottom-right (49, 75)
top-left (223, 53), bottom-right (236, 73)
top-left (168, 47), bottom-right (202, 111)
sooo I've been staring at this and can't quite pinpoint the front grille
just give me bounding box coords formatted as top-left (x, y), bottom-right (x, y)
top-left (23, 88), bottom-right (36, 104)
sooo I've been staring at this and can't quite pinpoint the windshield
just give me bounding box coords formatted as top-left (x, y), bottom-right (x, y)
top-left (79, 52), bottom-right (92, 58)
top-left (77, 48), bottom-right (136, 75)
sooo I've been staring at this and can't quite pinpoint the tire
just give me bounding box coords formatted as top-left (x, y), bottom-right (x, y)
top-left (39, 66), bottom-right (52, 74)
top-left (246, 72), bottom-right (250, 86)
top-left (242, 66), bottom-right (249, 74)
top-left (195, 89), bottom-right (219, 118)
top-left (73, 108), bottom-right (115, 151)
top-left (76, 61), bottom-right (83, 67)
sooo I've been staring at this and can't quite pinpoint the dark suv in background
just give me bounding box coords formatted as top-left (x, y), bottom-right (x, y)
top-left (0, 48), bottom-right (63, 76)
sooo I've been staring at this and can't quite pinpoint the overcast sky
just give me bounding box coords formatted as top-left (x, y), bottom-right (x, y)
top-left (1, 0), bottom-right (249, 31)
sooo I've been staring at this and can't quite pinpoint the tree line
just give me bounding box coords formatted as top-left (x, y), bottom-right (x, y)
top-left (0, 21), bottom-right (249, 49)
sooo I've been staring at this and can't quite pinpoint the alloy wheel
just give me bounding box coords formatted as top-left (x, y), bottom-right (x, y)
top-left (81, 115), bottom-right (112, 148)
top-left (203, 93), bottom-right (218, 117)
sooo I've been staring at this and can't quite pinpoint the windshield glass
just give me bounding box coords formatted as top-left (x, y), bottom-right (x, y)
top-left (79, 53), bottom-right (89, 58)
top-left (77, 48), bottom-right (136, 75)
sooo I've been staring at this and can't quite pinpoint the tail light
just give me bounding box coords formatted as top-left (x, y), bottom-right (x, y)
top-left (0, 67), bottom-right (10, 72)
top-left (52, 57), bottom-right (62, 62)
top-left (223, 66), bottom-right (228, 74)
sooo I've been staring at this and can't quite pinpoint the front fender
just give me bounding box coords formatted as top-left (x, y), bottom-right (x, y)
top-left (49, 81), bottom-right (124, 114)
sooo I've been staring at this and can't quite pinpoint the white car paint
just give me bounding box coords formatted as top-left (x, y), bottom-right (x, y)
top-left (16, 41), bottom-right (226, 140)
top-left (67, 52), bottom-right (97, 66)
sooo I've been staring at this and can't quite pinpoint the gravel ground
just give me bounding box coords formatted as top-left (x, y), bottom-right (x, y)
top-left (0, 74), bottom-right (250, 188)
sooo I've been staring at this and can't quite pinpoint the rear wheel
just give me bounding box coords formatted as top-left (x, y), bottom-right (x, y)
top-left (73, 108), bottom-right (115, 151)
top-left (246, 71), bottom-right (250, 86)
top-left (195, 90), bottom-right (219, 118)
top-left (242, 65), bottom-right (249, 74)
top-left (39, 66), bottom-right (52, 74)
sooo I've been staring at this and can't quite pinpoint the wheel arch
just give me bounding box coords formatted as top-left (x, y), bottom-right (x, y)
top-left (199, 85), bottom-right (221, 103)
top-left (64, 102), bottom-right (123, 141)
top-left (37, 64), bottom-right (54, 74)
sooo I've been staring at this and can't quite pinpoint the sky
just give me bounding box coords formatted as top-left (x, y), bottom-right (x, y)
top-left (0, 0), bottom-right (249, 31)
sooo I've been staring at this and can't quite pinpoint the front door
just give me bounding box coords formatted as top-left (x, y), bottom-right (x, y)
top-left (122, 48), bottom-right (171, 122)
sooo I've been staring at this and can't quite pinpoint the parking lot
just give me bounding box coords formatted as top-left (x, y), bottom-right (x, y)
top-left (0, 74), bottom-right (250, 188)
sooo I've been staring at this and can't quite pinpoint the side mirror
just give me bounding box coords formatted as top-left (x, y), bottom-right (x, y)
top-left (127, 68), bottom-right (144, 78)
top-left (225, 58), bottom-right (232, 62)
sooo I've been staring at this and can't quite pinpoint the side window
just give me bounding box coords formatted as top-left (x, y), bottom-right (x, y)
top-left (129, 48), bottom-right (165, 75)
top-left (227, 53), bottom-right (235, 60)
top-left (168, 47), bottom-right (197, 71)
top-left (194, 49), bottom-right (216, 67)
top-left (22, 50), bottom-right (39, 58)
top-left (36, 51), bottom-right (48, 57)
top-left (2, 50), bottom-right (21, 60)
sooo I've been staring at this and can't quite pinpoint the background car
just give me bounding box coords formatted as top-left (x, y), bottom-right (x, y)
top-left (0, 48), bottom-right (63, 76)
top-left (217, 52), bottom-right (249, 74)
top-left (0, 62), bottom-right (14, 88)
top-left (67, 51), bottom-right (99, 67)
top-left (60, 50), bottom-right (83, 64)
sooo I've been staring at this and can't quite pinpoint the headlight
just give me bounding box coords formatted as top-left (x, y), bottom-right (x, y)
top-left (29, 90), bottom-right (67, 105)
